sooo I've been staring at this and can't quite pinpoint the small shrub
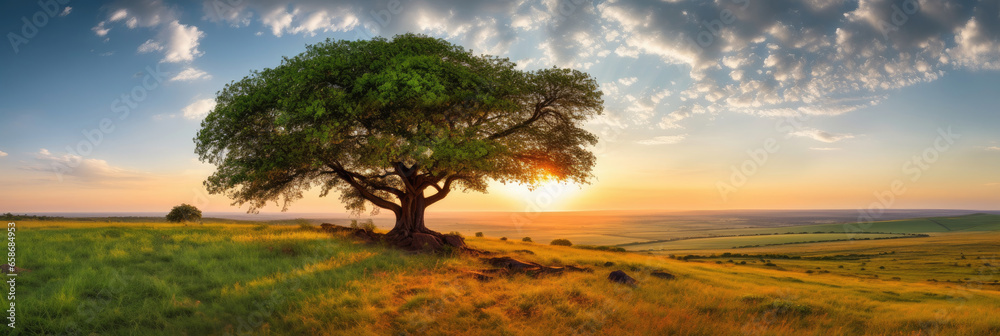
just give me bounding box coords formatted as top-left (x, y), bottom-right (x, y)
top-left (350, 219), bottom-right (377, 232)
top-left (522, 237), bottom-right (532, 243)
top-left (475, 232), bottom-right (484, 237)
top-left (739, 261), bottom-right (747, 265)
top-left (550, 239), bottom-right (572, 246)
top-left (500, 237), bottom-right (508, 241)
top-left (764, 262), bottom-right (777, 267)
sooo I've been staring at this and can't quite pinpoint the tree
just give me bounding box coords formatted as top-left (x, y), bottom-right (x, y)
top-left (166, 204), bottom-right (202, 223)
top-left (195, 34), bottom-right (603, 248)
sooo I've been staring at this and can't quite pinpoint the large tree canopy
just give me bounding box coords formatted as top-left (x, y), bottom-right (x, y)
top-left (195, 34), bottom-right (603, 247)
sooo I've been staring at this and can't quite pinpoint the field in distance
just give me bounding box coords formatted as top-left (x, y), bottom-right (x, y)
top-left (621, 213), bottom-right (1000, 252)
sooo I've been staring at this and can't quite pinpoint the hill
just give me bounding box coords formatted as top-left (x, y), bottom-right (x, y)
top-left (5, 219), bottom-right (1000, 335)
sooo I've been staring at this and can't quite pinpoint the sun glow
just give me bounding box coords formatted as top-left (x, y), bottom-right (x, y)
top-left (498, 179), bottom-right (584, 211)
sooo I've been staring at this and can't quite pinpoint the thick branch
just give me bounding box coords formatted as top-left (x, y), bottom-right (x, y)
top-left (393, 162), bottom-right (422, 194)
top-left (425, 174), bottom-right (465, 206)
top-left (487, 100), bottom-right (555, 140)
top-left (328, 164), bottom-right (402, 215)
top-left (336, 167), bottom-right (405, 198)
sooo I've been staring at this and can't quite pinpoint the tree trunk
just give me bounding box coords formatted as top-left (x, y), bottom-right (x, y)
top-left (385, 193), bottom-right (442, 245)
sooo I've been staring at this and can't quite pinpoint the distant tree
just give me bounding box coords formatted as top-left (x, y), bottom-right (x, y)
top-left (522, 237), bottom-right (533, 243)
top-left (195, 34), bottom-right (603, 248)
top-left (550, 239), bottom-right (572, 246)
top-left (474, 232), bottom-right (484, 237)
top-left (166, 204), bottom-right (202, 223)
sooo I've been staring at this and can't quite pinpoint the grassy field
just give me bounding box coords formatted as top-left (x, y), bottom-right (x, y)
top-left (621, 233), bottom-right (913, 251)
top-left (658, 232), bottom-right (1000, 283)
top-left (4, 217), bottom-right (1000, 335)
top-left (617, 214), bottom-right (1000, 252)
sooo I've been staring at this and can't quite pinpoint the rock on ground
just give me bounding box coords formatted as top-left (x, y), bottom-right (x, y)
top-left (608, 270), bottom-right (637, 286)
top-left (442, 234), bottom-right (466, 248)
top-left (411, 232), bottom-right (444, 250)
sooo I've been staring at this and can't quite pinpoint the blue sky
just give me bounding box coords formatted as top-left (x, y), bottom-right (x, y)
top-left (1, 0), bottom-right (998, 213)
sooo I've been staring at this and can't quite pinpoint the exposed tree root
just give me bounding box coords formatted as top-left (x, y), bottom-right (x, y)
top-left (318, 224), bottom-right (591, 281)
top-left (319, 223), bottom-right (486, 255)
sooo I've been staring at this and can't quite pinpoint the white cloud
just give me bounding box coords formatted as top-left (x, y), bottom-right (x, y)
top-left (96, 2), bottom-right (205, 63)
top-left (202, 0), bottom-right (529, 62)
top-left (618, 77), bottom-right (638, 86)
top-left (170, 67), bottom-right (212, 81)
top-left (790, 128), bottom-right (855, 143)
top-left (637, 134), bottom-right (687, 145)
top-left (159, 21), bottom-right (204, 63)
top-left (60, 6), bottom-right (72, 17)
top-left (92, 21), bottom-right (110, 36)
top-left (182, 99), bottom-right (217, 120)
top-left (985, 146), bottom-right (1000, 151)
top-left (26, 149), bottom-right (150, 184)
top-left (0, 150), bottom-right (8, 157)
top-left (587, 0), bottom-right (1000, 128)
top-left (137, 40), bottom-right (163, 53)
top-left (108, 9), bottom-right (128, 22)
top-left (810, 147), bottom-right (841, 151)
top-left (73, 0), bottom-right (994, 131)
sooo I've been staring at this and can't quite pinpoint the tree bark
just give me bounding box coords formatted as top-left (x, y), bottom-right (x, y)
top-left (386, 193), bottom-right (438, 240)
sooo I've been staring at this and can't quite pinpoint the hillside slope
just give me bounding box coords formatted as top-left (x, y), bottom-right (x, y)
top-left (7, 221), bottom-right (1000, 335)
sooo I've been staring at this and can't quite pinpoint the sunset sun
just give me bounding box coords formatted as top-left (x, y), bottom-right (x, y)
top-left (499, 177), bottom-right (584, 211)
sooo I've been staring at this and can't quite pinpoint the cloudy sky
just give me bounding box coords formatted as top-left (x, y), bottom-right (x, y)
top-left (1, 0), bottom-right (999, 214)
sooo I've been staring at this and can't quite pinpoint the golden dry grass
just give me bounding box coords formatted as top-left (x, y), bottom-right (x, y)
top-left (6, 220), bottom-right (1000, 335)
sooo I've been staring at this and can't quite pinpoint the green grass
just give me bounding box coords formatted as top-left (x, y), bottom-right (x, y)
top-left (6, 222), bottom-right (444, 335)
top-left (4, 218), bottom-right (1000, 335)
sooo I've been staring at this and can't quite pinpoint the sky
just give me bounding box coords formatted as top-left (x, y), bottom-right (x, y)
top-left (1, 0), bottom-right (998, 215)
